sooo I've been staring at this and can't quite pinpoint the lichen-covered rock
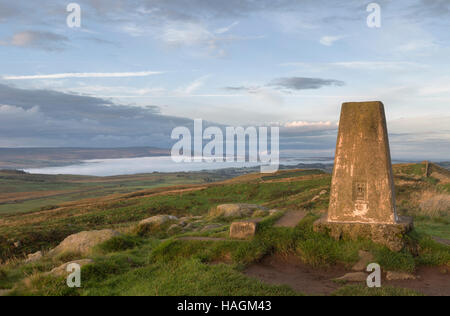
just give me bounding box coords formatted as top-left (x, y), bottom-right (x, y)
top-left (136, 215), bottom-right (179, 236)
top-left (48, 230), bottom-right (120, 256)
top-left (386, 271), bottom-right (417, 281)
top-left (210, 204), bottom-right (267, 219)
top-left (314, 216), bottom-right (413, 252)
top-left (25, 251), bottom-right (43, 263)
top-left (335, 272), bottom-right (367, 282)
top-left (139, 215), bottom-right (178, 227)
top-left (47, 259), bottom-right (94, 277)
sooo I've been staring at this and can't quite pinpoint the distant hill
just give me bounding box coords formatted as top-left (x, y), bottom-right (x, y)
top-left (0, 147), bottom-right (170, 169)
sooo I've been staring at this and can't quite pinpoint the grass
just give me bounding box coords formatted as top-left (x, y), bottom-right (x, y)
top-left (0, 163), bottom-right (449, 296)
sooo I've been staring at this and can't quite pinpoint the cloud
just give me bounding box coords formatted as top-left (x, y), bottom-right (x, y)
top-left (1, 31), bottom-right (69, 51)
top-left (0, 83), bottom-right (193, 148)
top-left (319, 36), bottom-right (343, 46)
top-left (268, 77), bottom-right (345, 90)
top-left (284, 121), bottom-right (336, 128)
top-left (179, 76), bottom-right (210, 94)
top-left (2, 71), bottom-right (163, 80)
top-left (215, 21), bottom-right (240, 34)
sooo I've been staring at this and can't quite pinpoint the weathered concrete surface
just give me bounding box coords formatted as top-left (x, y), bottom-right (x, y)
top-left (314, 102), bottom-right (413, 251)
top-left (328, 101), bottom-right (397, 224)
top-left (314, 215), bottom-right (413, 252)
top-left (230, 220), bottom-right (260, 239)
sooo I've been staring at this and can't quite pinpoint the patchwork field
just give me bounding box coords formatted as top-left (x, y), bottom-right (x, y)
top-left (0, 162), bottom-right (448, 296)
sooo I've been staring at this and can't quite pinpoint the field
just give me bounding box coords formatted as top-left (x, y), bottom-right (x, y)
top-left (0, 163), bottom-right (448, 296)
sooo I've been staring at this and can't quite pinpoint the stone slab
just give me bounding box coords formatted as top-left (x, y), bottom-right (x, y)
top-left (230, 220), bottom-right (260, 240)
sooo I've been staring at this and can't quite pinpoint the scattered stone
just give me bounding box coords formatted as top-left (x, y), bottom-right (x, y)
top-left (386, 271), bottom-right (417, 281)
top-left (230, 220), bottom-right (259, 240)
top-left (269, 209), bottom-right (281, 215)
top-left (335, 272), bottom-right (367, 283)
top-left (25, 251), bottom-right (43, 263)
top-left (13, 241), bottom-right (21, 248)
top-left (139, 215), bottom-right (178, 227)
top-left (351, 250), bottom-right (374, 272)
top-left (47, 259), bottom-right (94, 277)
top-left (210, 204), bottom-right (267, 219)
top-left (48, 230), bottom-right (120, 256)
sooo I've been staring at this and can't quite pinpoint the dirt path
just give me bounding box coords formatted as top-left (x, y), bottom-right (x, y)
top-left (245, 255), bottom-right (450, 296)
top-left (244, 255), bottom-right (346, 295)
top-left (385, 267), bottom-right (450, 296)
top-left (274, 210), bottom-right (307, 228)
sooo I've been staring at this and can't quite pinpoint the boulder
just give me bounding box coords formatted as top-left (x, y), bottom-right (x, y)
top-left (25, 251), bottom-right (43, 263)
top-left (211, 204), bottom-right (267, 218)
top-left (138, 215), bottom-right (178, 227)
top-left (48, 230), bottom-right (120, 256)
top-left (47, 259), bottom-right (94, 277)
top-left (386, 271), bottom-right (417, 281)
top-left (335, 272), bottom-right (368, 282)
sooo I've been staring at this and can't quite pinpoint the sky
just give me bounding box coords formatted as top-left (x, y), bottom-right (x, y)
top-left (0, 0), bottom-right (449, 160)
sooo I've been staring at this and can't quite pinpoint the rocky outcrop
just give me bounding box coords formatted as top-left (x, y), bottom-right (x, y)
top-left (138, 215), bottom-right (178, 227)
top-left (47, 259), bottom-right (94, 277)
top-left (48, 230), bottom-right (120, 256)
top-left (210, 204), bottom-right (268, 219)
top-left (25, 251), bottom-right (43, 263)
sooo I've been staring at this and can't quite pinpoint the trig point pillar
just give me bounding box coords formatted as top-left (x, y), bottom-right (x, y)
top-left (314, 101), bottom-right (413, 251)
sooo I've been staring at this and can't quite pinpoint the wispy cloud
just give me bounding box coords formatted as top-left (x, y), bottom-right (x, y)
top-left (215, 21), bottom-right (240, 34)
top-left (319, 35), bottom-right (344, 46)
top-left (3, 71), bottom-right (164, 80)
